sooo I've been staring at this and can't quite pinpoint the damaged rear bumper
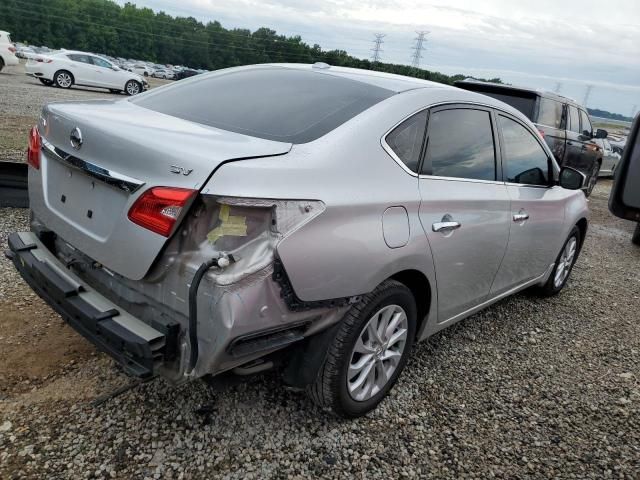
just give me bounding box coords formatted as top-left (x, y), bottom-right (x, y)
top-left (7, 232), bottom-right (176, 378)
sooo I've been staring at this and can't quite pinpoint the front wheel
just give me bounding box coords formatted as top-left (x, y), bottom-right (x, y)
top-left (125, 80), bottom-right (141, 96)
top-left (307, 280), bottom-right (416, 418)
top-left (538, 226), bottom-right (581, 296)
top-left (632, 224), bottom-right (640, 246)
top-left (585, 161), bottom-right (601, 197)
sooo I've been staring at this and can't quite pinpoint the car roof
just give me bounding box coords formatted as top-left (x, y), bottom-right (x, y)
top-left (269, 63), bottom-right (452, 93)
top-left (260, 64), bottom-right (532, 120)
top-left (454, 79), bottom-right (583, 107)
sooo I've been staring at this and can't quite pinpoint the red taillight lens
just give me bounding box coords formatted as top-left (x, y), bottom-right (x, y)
top-left (8, 46), bottom-right (16, 53)
top-left (128, 187), bottom-right (196, 237)
top-left (27, 126), bottom-right (41, 170)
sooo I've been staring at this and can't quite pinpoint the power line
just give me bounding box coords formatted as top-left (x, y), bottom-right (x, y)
top-left (582, 85), bottom-right (593, 106)
top-left (371, 33), bottom-right (385, 63)
top-left (410, 31), bottom-right (429, 68)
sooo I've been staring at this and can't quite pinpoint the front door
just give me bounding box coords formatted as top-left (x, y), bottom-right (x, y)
top-left (491, 113), bottom-right (568, 294)
top-left (417, 106), bottom-right (510, 322)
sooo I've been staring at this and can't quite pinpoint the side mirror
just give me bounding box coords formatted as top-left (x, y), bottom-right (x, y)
top-left (609, 114), bottom-right (640, 221)
top-left (595, 128), bottom-right (608, 139)
top-left (559, 166), bottom-right (586, 190)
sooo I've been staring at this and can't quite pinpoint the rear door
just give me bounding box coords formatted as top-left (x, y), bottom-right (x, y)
top-left (535, 96), bottom-right (567, 165)
top-left (89, 56), bottom-right (118, 88)
top-left (490, 113), bottom-right (568, 294)
top-left (417, 105), bottom-right (510, 322)
top-left (66, 54), bottom-right (96, 86)
top-left (565, 105), bottom-right (593, 174)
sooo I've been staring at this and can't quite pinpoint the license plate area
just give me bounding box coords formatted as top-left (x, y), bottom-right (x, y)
top-left (44, 152), bottom-right (128, 241)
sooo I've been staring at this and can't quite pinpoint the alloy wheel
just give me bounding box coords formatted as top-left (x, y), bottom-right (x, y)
top-left (126, 81), bottom-right (140, 95)
top-left (554, 236), bottom-right (577, 288)
top-left (347, 304), bottom-right (408, 402)
top-left (57, 72), bottom-right (72, 88)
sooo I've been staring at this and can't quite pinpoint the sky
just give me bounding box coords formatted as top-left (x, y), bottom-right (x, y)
top-left (119, 0), bottom-right (640, 116)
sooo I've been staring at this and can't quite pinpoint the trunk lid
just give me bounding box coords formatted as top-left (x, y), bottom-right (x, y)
top-left (31, 99), bottom-right (291, 280)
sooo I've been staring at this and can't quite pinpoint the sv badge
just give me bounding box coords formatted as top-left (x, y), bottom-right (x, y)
top-left (170, 165), bottom-right (193, 176)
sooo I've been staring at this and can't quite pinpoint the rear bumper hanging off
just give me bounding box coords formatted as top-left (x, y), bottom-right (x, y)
top-left (7, 232), bottom-right (172, 378)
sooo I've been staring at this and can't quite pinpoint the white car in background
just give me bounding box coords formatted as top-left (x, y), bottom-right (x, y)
top-left (152, 68), bottom-right (174, 79)
top-left (593, 138), bottom-right (622, 177)
top-left (0, 30), bottom-right (19, 72)
top-left (24, 50), bottom-right (148, 95)
top-left (132, 64), bottom-right (153, 77)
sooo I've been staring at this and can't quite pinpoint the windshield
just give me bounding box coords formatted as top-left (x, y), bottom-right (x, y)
top-left (132, 66), bottom-right (394, 143)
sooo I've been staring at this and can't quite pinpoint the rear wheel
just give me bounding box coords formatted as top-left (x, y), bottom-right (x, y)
top-left (39, 78), bottom-right (53, 86)
top-left (54, 70), bottom-right (73, 89)
top-left (125, 80), bottom-right (141, 96)
top-left (585, 161), bottom-right (601, 197)
top-left (538, 226), bottom-right (581, 296)
top-left (632, 224), bottom-right (640, 246)
top-left (307, 280), bottom-right (416, 418)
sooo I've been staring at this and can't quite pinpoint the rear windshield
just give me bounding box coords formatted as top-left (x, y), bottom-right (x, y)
top-left (132, 67), bottom-right (394, 143)
top-left (479, 92), bottom-right (536, 120)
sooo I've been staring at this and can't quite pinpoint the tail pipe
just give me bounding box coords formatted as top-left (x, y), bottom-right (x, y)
top-left (187, 254), bottom-right (233, 372)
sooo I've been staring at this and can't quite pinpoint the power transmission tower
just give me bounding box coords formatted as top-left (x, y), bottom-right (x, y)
top-left (582, 85), bottom-right (593, 106)
top-left (410, 31), bottom-right (429, 68)
top-left (554, 81), bottom-right (562, 93)
top-left (371, 33), bottom-right (385, 63)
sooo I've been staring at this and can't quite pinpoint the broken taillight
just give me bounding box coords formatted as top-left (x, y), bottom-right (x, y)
top-left (128, 187), bottom-right (197, 237)
top-left (27, 126), bottom-right (41, 170)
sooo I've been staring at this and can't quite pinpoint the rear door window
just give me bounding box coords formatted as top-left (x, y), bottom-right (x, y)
top-left (132, 67), bottom-right (394, 143)
top-left (568, 106), bottom-right (581, 133)
top-left (68, 54), bottom-right (93, 65)
top-left (537, 98), bottom-right (564, 129)
top-left (422, 108), bottom-right (496, 181)
top-left (91, 57), bottom-right (112, 68)
top-left (499, 115), bottom-right (550, 186)
top-left (579, 110), bottom-right (593, 136)
top-left (385, 110), bottom-right (428, 173)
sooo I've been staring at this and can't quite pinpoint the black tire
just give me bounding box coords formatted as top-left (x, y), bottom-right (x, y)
top-left (584, 161), bottom-right (601, 197)
top-left (307, 280), bottom-right (417, 418)
top-left (538, 226), bottom-right (581, 297)
top-left (143, 71), bottom-right (148, 77)
top-left (53, 70), bottom-right (73, 89)
top-left (124, 80), bottom-right (141, 96)
top-left (109, 89), bottom-right (121, 94)
top-left (632, 223), bottom-right (640, 246)
top-left (38, 78), bottom-right (53, 86)
top-left (0, 57), bottom-right (5, 72)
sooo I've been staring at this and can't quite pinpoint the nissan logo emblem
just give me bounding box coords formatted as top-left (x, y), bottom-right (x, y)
top-left (70, 127), bottom-right (83, 150)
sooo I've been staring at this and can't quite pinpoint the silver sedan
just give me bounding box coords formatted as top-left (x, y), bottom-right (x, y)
top-left (10, 64), bottom-right (589, 417)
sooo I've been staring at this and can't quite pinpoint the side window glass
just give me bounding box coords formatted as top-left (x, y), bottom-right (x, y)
top-left (568, 106), bottom-right (581, 133)
top-left (422, 108), bottom-right (496, 181)
top-left (537, 98), bottom-right (564, 129)
top-left (92, 57), bottom-right (111, 68)
top-left (385, 110), bottom-right (427, 173)
top-left (499, 115), bottom-right (550, 186)
top-left (579, 110), bottom-right (593, 137)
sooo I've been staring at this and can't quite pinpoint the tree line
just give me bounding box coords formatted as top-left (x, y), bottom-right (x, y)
top-left (0, 0), bottom-right (502, 85)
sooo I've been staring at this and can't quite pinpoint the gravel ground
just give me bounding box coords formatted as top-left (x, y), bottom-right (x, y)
top-left (1, 64), bottom-right (639, 479)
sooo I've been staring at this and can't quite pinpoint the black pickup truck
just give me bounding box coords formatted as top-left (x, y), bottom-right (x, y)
top-left (455, 80), bottom-right (607, 196)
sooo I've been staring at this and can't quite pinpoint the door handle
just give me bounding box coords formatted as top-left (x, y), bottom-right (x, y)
top-left (432, 221), bottom-right (461, 233)
top-left (513, 213), bottom-right (529, 222)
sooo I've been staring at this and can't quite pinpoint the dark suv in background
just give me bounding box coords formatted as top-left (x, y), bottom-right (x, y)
top-left (455, 80), bottom-right (606, 196)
